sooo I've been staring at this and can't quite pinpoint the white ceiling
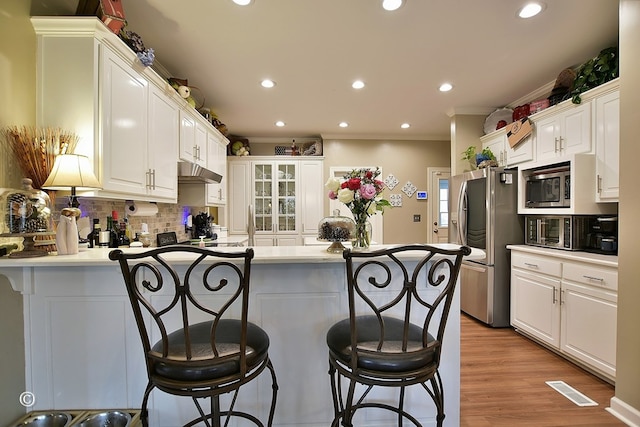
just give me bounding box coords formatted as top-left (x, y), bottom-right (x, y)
top-left (30, 0), bottom-right (619, 141)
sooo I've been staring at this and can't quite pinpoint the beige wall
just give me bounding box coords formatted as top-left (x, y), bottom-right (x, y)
top-left (450, 114), bottom-right (485, 176)
top-left (0, 0), bottom-right (35, 190)
top-left (0, 0), bottom-right (33, 421)
top-left (322, 139), bottom-right (450, 244)
top-left (615, 0), bottom-right (640, 413)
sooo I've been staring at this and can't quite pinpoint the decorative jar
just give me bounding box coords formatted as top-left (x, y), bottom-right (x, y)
top-left (317, 209), bottom-right (356, 253)
top-left (2, 178), bottom-right (52, 234)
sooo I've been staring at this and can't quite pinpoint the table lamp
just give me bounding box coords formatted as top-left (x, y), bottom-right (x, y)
top-left (42, 153), bottom-right (101, 213)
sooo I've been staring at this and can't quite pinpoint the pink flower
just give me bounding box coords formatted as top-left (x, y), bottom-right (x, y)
top-left (359, 183), bottom-right (377, 200)
top-left (327, 190), bottom-right (337, 200)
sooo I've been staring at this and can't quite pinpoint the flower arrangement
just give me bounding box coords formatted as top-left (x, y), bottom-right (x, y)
top-left (325, 167), bottom-right (390, 248)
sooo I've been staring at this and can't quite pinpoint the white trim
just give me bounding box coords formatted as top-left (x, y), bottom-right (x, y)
top-left (607, 397), bottom-right (640, 427)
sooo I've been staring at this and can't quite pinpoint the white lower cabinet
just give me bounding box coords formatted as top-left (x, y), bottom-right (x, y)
top-left (511, 268), bottom-right (561, 348)
top-left (510, 249), bottom-right (617, 381)
top-left (560, 281), bottom-right (617, 378)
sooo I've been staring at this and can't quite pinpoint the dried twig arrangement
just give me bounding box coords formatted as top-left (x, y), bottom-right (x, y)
top-left (2, 126), bottom-right (80, 189)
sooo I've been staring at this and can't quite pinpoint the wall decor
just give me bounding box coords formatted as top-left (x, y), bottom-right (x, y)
top-left (390, 193), bottom-right (403, 207)
top-left (402, 181), bottom-right (417, 198)
top-left (384, 174), bottom-right (399, 190)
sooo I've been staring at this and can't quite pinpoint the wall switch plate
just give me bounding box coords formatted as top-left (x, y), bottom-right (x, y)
top-left (413, 214), bottom-right (421, 222)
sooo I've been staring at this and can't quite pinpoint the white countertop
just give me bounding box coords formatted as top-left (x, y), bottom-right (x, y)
top-left (507, 244), bottom-right (618, 268)
top-left (0, 244), bottom-right (484, 268)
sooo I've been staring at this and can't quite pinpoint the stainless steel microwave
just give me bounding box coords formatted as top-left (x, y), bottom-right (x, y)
top-left (525, 216), bottom-right (591, 250)
top-left (524, 164), bottom-right (570, 208)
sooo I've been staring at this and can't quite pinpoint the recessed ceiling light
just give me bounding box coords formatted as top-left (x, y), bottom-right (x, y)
top-left (339, 122), bottom-right (349, 128)
top-left (382, 0), bottom-right (403, 11)
top-left (518, 2), bottom-right (544, 18)
top-left (261, 79), bottom-right (276, 88)
top-left (439, 83), bottom-right (453, 92)
top-left (352, 80), bottom-right (365, 89)
top-left (401, 123), bottom-right (410, 129)
top-left (275, 121), bottom-right (285, 127)
top-left (232, 0), bottom-right (253, 5)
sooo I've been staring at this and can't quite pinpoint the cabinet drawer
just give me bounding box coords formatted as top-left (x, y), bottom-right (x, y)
top-left (563, 262), bottom-right (617, 291)
top-left (512, 252), bottom-right (562, 278)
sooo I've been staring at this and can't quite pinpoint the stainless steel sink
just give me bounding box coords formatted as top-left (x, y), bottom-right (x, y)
top-left (16, 413), bottom-right (72, 427)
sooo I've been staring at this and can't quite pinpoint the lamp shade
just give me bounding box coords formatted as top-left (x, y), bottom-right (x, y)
top-left (42, 154), bottom-right (101, 190)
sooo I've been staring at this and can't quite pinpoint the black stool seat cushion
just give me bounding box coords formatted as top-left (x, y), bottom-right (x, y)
top-left (327, 315), bottom-right (437, 373)
top-left (151, 319), bottom-right (269, 381)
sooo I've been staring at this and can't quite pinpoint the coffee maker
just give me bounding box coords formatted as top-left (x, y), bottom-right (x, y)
top-left (585, 216), bottom-right (618, 255)
top-left (192, 212), bottom-right (214, 239)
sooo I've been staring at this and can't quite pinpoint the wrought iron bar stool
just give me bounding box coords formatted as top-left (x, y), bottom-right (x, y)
top-left (326, 244), bottom-right (470, 426)
top-left (110, 246), bottom-right (278, 427)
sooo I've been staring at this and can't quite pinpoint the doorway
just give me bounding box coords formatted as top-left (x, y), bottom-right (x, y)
top-left (427, 167), bottom-right (450, 243)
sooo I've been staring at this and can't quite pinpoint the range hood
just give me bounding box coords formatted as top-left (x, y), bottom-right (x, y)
top-left (177, 161), bottom-right (222, 184)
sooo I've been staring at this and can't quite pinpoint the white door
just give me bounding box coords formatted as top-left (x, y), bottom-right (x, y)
top-left (428, 168), bottom-right (450, 243)
top-left (328, 166), bottom-right (383, 244)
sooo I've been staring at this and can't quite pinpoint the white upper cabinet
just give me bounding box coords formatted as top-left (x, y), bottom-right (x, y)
top-left (99, 46), bottom-right (149, 195)
top-left (480, 129), bottom-right (533, 168)
top-left (480, 132), bottom-right (507, 167)
top-left (179, 110), bottom-right (206, 167)
top-left (298, 159), bottom-right (324, 235)
top-left (206, 133), bottom-right (228, 205)
top-left (535, 101), bottom-right (591, 162)
top-left (32, 17), bottom-right (180, 202)
top-left (595, 89), bottom-right (620, 202)
top-left (147, 83), bottom-right (179, 199)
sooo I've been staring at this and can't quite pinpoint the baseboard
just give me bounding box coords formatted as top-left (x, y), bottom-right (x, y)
top-left (607, 397), bottom-right (640, 427)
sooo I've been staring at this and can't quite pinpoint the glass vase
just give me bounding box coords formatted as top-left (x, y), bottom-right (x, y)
top-left (352, 218), bottom-right (372, 251)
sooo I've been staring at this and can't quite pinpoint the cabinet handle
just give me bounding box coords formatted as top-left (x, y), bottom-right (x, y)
top-left (583, 275), bottom-right (604, 282)
top-left (524, 262), bottom-right (539, 269)
top-left (597, 175), bottom-right (602, 194)
top-left (145, 169), bottom-right (151, 189)
top-left (151, 169), bottom-right (156, 190)
top-left (554, 137), bottom-right (559, 153)
top-left (560, 289), bottom-right (565, 305)
top-left (558, 136), bottom-right (564, 152)
top-left (552, 286), bottom-right (557, 304)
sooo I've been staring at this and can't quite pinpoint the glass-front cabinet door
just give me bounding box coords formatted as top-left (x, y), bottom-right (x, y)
top-left (277, 163), bottom-right (297, 233)
top-left (253, 163), bottom-right (274, 232)
top-left (252, 161), bottom-right (298, 236)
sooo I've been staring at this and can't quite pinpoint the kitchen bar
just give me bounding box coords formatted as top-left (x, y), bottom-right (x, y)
top-left (0, 244), bottom-right (482, 426)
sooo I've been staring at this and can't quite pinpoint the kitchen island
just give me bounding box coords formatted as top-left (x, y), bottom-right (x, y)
top-left (0, 244), bottom-right (482, 426)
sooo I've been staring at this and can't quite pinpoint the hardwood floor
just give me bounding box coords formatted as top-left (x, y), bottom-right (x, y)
top-left (460, 313), bottom-right (624, 426)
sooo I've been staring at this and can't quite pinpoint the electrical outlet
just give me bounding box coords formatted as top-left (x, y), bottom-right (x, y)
top-left (413, 214), bottom-right (421, 222)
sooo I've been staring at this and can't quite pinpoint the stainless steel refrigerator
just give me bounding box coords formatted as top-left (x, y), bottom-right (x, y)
top-left (449, 167), bottom-right (523, 327)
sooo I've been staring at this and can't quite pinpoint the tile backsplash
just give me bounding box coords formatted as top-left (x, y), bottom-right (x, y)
top-left (54, 198), bottom-right (213, 246)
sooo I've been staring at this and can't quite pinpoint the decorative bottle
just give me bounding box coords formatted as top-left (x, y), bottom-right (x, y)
top-left (106, 216), bottom-right (118, 248)
top-left (87, 218), bottom-right (100, 248)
